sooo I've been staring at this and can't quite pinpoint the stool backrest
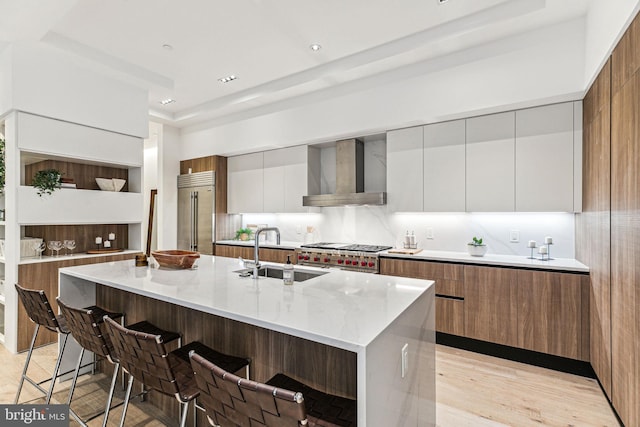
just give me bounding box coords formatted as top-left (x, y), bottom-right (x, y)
top-left (15, 283), bottom-right (61, 333)
top-left (102, 315), bottom-right (180, 398)
top-left (190, 351), bottom-right (307, 427)
top-left (56, 298), bottom-right (113, 361)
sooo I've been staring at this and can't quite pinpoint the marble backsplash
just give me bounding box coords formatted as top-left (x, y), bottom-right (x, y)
top-left (240, 208), bottom-right (576, 259)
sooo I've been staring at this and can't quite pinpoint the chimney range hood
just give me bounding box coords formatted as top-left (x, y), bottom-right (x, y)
top-left (302, 138), bottom-right (386, 207)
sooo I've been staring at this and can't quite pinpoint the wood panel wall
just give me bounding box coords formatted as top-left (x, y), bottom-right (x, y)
top-left (16, 253), bottom-right (138, 351)
top-left (610, 13), bottom-right (640, 424)
top-left (24, 160), bottom-right (129, 191)
top-left (575, 59), bottom-right (612, 397)
top-left (96, 286), bottom-right (357, 425)
top-left (24, 224), bottom-right (129, 254)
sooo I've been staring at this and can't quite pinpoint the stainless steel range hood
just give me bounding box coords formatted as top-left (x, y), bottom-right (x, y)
top-left (303, 138), bottom-right (387, 207)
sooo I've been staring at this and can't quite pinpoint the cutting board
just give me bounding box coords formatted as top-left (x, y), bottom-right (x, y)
top-left (387, 248), bottom-right (423, 255)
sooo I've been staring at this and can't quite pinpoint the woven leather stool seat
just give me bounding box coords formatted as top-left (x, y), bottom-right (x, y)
top-left (190, 351), bottom-right (357, 427)
top-left (267, 374), bottom-right (357, 427)
top-left (102, 316), bottom-right (250, 427)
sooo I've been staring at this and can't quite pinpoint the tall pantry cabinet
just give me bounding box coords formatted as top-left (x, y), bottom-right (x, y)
top-left (577, 10), bottom-right (640, 426)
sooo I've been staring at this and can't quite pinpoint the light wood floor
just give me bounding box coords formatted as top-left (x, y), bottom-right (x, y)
top-left (0, 343), bottom-right (619, 426)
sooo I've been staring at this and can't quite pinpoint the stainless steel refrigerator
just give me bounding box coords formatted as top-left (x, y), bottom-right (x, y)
top-left (177, 171), bottom-right (215, 255)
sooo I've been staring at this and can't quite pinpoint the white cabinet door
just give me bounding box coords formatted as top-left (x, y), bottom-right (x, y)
top-left (387, 126), bottom-right (424, 212)
top-left (466, 112), bottom-right (515, 212)
top-left (228, 152), bottom-right (264, 213)
top-left (263, 146), bottom-right (310, 213)
top-left (263, 150), bottom-right (286, 213)
top-left (515, 103), bottom-right (575, 212)
top-left (423, 120), bottom-right (466, 212)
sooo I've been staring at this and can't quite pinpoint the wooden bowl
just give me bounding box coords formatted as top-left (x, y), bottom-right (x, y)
top-left (151, 250), bottom-right (200, 269)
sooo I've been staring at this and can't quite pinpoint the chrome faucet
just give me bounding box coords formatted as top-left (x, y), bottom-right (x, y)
top-left (251, 227), bottom-right (281, 278)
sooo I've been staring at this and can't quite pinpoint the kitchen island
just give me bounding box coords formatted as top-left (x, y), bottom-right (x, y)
top-left (58, 255), bottom-right (435, 426)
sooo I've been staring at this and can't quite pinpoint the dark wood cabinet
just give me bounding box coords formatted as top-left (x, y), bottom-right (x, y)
top-left (463, 265), bottom-right (518, 347)
top-left (380, 258), bottom-right (464, 335)
top-left (517, 270), bottom-right (588, 361)
top-left (215, 244), bottom-right (295, 264)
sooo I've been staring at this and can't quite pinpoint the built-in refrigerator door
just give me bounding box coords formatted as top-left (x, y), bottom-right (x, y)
top-left (193, 185), bottom-right (215, 255)
top-left (177, 187), bottom-right (193, 251)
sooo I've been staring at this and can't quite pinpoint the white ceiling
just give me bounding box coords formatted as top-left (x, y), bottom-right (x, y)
top-left (0, 0), bottom-right (592, 128)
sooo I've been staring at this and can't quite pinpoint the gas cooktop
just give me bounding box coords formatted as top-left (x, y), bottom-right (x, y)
top-left (300, 242), bottom-right (392, 253)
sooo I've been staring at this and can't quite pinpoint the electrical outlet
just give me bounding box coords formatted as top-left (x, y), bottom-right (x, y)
top-left (295, 225), bottom-right (302, 235)
top-left (426, 228), bottom-right (434, 240)
top-left (510, 230), bottom-right (520, 243)
top-left (401, 343), bottom-right (409, 378)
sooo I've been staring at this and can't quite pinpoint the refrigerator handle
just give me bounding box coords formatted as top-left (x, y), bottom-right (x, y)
top-left (193, 192), bottom-right (199, 251)
top-left (190, 192), bottom-right (195, 251)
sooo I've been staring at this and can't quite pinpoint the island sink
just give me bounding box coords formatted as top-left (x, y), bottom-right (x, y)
top-left (235, 265), bottom-right (328, 282)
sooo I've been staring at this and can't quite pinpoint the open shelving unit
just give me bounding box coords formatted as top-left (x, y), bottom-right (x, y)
top-left (1, 111), bottom-right (145, 352)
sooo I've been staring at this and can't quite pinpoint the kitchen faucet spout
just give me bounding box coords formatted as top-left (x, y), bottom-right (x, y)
top-left (253, 227), bottom-right (281, 278)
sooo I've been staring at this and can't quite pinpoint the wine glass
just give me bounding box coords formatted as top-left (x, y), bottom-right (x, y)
top-left (48, 240), bottom-right (63, 256)
top-left (32, 241), bottom-right (45, 258)
top-left (63, 239), bottom-right (76, 256)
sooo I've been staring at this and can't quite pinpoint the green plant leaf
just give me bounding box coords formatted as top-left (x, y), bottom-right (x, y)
top-left (32, 169), bottom-right (62, 197)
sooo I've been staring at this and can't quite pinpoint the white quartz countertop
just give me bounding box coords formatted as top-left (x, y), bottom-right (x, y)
top-left (380, 249), bottom-right (589, 272)
top-left (216, 240), bottom-right (300, 249)
top-left (59, 256), bottom-right (433, 352)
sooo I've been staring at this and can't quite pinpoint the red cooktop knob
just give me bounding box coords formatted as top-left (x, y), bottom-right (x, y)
top-left (304, 255), bottom-right (310, 260)
top-left (324, 258), bottom-right (330, 263)
top-left (314, 257), bottom-right (320, 262)
top-left (368, 262), bottom-right (375, 267)
top-left (337, 259), bottom-right (344, 264)
top-left (298, 255), bottom-right (303, 260)
top-left (361, 261), bottom-right (367, 266)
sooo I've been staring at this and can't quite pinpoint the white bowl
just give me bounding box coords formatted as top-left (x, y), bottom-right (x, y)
top-left (96, 178), bottom-right (126, 192)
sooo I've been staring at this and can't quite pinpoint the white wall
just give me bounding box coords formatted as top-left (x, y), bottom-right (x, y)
top-left (584, 0), bottom-right (640, 87)
top-left (143, 130), bottom-right (158, 252)
top-left (179, 18), bottom-right (585, 158)
top-left (241, 210), bottom-right (576, 259)
top-left (1, 43), bottom-right (148, 138)
top-left (157, 124), bottom-right (181, 250)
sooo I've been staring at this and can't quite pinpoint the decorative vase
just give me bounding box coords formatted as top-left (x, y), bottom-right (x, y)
top-left (240, 233), bottom-right (249, 241)
top-left (467, 244), bottom-right (488, 257)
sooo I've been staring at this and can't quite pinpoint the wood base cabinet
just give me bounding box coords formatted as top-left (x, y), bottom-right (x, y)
top-left (380, 258), bottom-right (464, 335)
top-left (215, 244), bottom-right (295, 264)
top-left (464, 266), bottom-right (518, 347)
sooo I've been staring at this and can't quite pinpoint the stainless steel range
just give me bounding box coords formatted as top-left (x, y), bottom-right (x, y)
top-left (295, 242), bottom-right (392, 273)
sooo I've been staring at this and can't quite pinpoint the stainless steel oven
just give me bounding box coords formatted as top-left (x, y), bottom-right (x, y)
top-left (295, 243), bottom-right (392, 273)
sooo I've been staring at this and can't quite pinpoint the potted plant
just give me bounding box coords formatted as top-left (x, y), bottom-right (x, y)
top-left (32, 169), bottom-right (62, 197)
top-left (235, 227), bottom-right (253, 241)
top-left (467, 236), bottom-right (488, 257)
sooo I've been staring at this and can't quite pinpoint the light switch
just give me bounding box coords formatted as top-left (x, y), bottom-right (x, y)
top-left (510, 230), bottom-right (520, 243)
top-left (426, 228), bottom-right (434, 240)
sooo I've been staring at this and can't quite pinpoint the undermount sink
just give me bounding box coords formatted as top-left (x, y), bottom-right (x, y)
top-left (235, 265), bottom-right (328, 282)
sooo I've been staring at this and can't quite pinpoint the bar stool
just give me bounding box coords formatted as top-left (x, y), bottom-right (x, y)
top-left (189, 351), bottom-right (357, 427)
top-left (14, 283), bottom-right (78, 405)
top-left (56, 297), bottom-right (181, 427)
top-left (102, 315), bottom-right (250, 427)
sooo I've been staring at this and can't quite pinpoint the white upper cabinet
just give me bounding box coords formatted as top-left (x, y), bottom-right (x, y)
top-left (227, 152), bottom-right (264, 213)
top-left (387, 126), bottom-right (424, 212)
top-left (264, 146), bottom-right (319, 213)
top-left (229, 146), bottom-right (320, 214)
top-left (515, 103), bottom-right (575, 212)
top-left (466, 112), bottom-right (516, 212)
top-left (423, 120), bottom-right (466, 212)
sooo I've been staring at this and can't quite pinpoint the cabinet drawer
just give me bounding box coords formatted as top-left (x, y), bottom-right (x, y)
top-left (436, 297), bottom-right (464, 336)
top-left (435, 278), bottom-right (464, 298)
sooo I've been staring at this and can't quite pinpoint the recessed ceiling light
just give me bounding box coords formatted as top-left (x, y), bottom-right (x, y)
top-left (218, 75), bottom-right (238, 83)
top-left (310, 44), bottom-right (322, 51)
top-left (162, 44), bottom-right (173, 50)
top-left (159, 98), bottom-right (176, 105)
top-left (438, 0), bottom-right (450, 3)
